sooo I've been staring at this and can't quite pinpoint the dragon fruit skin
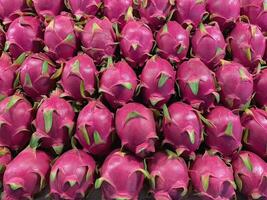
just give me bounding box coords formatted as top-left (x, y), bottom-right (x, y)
top-left (0, 147), bottom-right (11, 184)
top-left (100, 61), bottom-right (138, 109)
top-left (50, 149), bottom-right (96, 200)
top-left (255, 69), bottom-right (267, 108)
top-left (148, 152), bottom-right (189, 200)
top-left (156, 21), bottom-right (189, 63)
top-left (81, 17), bottom-right (116, 65)
top-left (0, 0), bottom-right (27, 24)
top-left (0, 28), bottom-right (5, 53)
top-left (216, 62), bottom-right (253, 110)
top-left (6, 16), bottom-right (43, 59)
top-left (75, 101), bottom-right (114, 156)
top-left (190, 153), bottom-right (236, 200)
top-left (176, 58), bottom-right (218, 111)
top-left (140, 56), bottom-right (176, 108)
top-left (120, 20), bottom-right (154, 68)
top-left (3, 148), bottom-right (51, 200)
top-left (232, 151), bottom-right (267, 199)
top-left (60, 54), bottom-right (97, 101)
top-left (0, 94), bottom-right (33, 151)
top-left (115, 103), bottom-right (157, 157)
top-left (32, 0), bottom-right (64, 19)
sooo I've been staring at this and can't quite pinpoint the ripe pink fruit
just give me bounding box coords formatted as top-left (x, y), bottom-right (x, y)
top-left (3, 148), bottom-right (51, 199)
top-left (156, 21), bottom-right (189, 63)
top-left (32, 0), bottom-right (64, 19)
top-left (0, 147), bottom-right (11, 185)
top-left (140, 56), bottom-right (175, 108)
top-left (190, 153), bottom-right (236, 200)
top-left (60, 54), bottom-right (97, 101)
top-left (100, 60), bottom-right (137, 108)
top-left (115, 103), bottom-right (157, 157)
top-left (50, 149), bottom-right (96, 200)
top-left (0, 0), bottom-right (27, 24)
top-left (254, 69), bottom-right (267, 108)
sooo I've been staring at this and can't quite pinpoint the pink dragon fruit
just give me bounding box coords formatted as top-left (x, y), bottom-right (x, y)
top-left (100, 60), bottom-right (138, 108)
top-left (0, 94), bottom-right (33, 151)
top-left (120, 20), bottom-right (154, 68)
top-left (241, 108), bottom-right (267, 160)
top-left (176, 58), bottom-right (219, 111)
top-left (140, 56), bottom-right (176, 108)
top-left (32, 0), bottom-right (64, 19)
top-left (216, 61), bottom-right (253, 110)
top-left (232, 151), bottom-right (267, 199)
top-left (44, 15), bottom-right (78, 62)
top-left (156, 21), bottom-right (189, 63)
top-left (60, 54), bottom-right (97, 101)
top-left (50, 149), bottom-right (96, 200)
top-left (205, 106), bottom-right (243, 157)
top-left (75, 100), bottom-right (114, 156)
top-left (81, 17), bottom-right (116, 65)
top-left (0, 147), bottom-right (11, 185)
top-left (190, 153), bottom-right (236, 200)
top-left (115, 103), bottom-right (157, 157)
top-left (254, 69), bottom-right (267, 108)
top-left (6, 16), bottom-right (43, 59)
top-left (2, 148), bottom-right (51, 200)
top-left (191, 23), bottom-right (226, 69)
top-left (0, 0), bottom-right (27, 24)
top-left (148, 151), bottom-right (189, 200)
top-left (162, 102), bottom-right (203, 158)
top-left (95, 150), bottom-right (146, 200)
top-left (228, 22), bottom-right (266, 71)
top-left (19, 53), bottom-right (57, 101)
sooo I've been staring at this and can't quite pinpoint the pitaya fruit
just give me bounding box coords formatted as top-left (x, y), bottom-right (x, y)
top-left (115, 103), bottom-right (157, 157)
top-left (176, 58), bottom-right (219, 111)
top-left (6, 16), bottom-right (43, 59)
top-left (162, 102), bottom-right (203, 158)
top-left (120, 20), bottom-right (154, 68)
top-left (19, 53), bottom-right (57, 101)
top-left (0, 0), bottom-right (27, 24)
top-left (50, 149), bottom-right (96, 200)
top-left (228, 22), bottom-right (266, 71)
top-left (60, 54), bottom-right (97, 101)
top-left (148, 151), bottom-right (189, 200)
top-left (99, 60), bottom-right (138, 108)
top-left (191, 23), bottom-right (226, 69)
top-left (190, 153), bottom-right (236, 200)
top-left (140, 56), bottom-right (176, 108)
top-left (156, 21), bottom-right (189, 63)
top-left (254, 69), bottom-right (267, 108)
top-left (241, 108), bottom-right (267, 160)
top-left (0, 94), bottom-right (33, 151)
top-left (232, 151), bottom-right (267, 199)
top-left (75, 100), bottom-right (114, 156)
top-left (95, 150), bottom-right (146, 200)
top-left (0, 147), bottom-right (11, 186)
top-left (205, 106), bottom-right (243, 157)
top-left (2, 148), bottom-right (51, 200)
top-left (216, 61), bottom-right (254, 110)
top-left (81, 17), bottom-right (116, 65)
top-left (44, 15), bottom-right (78, 62)
top-left (0, 27), bottom-right (6, 53)
top-left (32, 0), bottom-right (64, 19)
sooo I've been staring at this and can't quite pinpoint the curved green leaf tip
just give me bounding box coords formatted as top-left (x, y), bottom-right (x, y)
top-left (9, 183), bottom-right (23, 190)
top-left (121, 82), bottom-right (132, 90)
top-left (25, 73), bottom-right (32, 87)
top-left (225, 122), bottom-right (233, 136)
top-left (240, 154), bottom-right (253, 172)
top-left (186, 130), bottom-right (195, 144)
top-left (6, 95), bottom-right (21, 111)
top-left (158, 73), bottom-right (169, 88)
top-left (201, 175), bottom-right (209, 192)
top-left (50, 170), bottom-right (57, 182)
top-left (43, 109), bottom-right (53, 133)
top-left (68, 180), bottom-right (77, 187)
top-left (93, 131), bottom-right (104, 145)
top-left (188, 80), bottom-right (199, 95)
top-left (80, 126), bottom-right (90, 145)
top-left (53, 144), bottom-right (63, 155)
top-left (95, 178), bottom-right (104, 189)
top-left (42, 61), bottom-right (49, 75)
top-left (163, 104), bottom-right (171, 122)
top-left (125, 111), bottom-right (145, 124)
top-left (71, 60), bottom-right (80, 74)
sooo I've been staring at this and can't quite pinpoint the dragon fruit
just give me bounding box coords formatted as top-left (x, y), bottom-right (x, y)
top-left (95, 150), bottom-right (146, 200)
top-left (190, 153), bottom-right (236, 200)
top-left (120, 20), bottom-right (154, 68)
top-left (33, 95), bottom-right (75, 155)
top-left (81, 17), bottom-right (116, 65)
top-left (50, 149), bottom-right (96, 200)
top-left (156, 21), bottom-right (189, 63)
top-left (0, 27), bottom-right (5, 53)
top-left (0, 94), bottom-right (33, 151)
top-left (216, 61), bottom-right (253, 110)
top-left (254, 69), bottom-right (267, 108)
top-left (241, 108), bottom-right (267, 160)
top-left (148, 151), bottom-right (189, 200)
top-left (19, 53), bottom-right (57, 101)
top-left (140, 56), bottom-right (176, 108)
top-left (115, 103), bottom-right (157, 157)
top-left (75, 100), bottom-right (114, 156)
top-left (100, 60), bottom-right (138, 108)
top-left (191, 23), bottom-right (226, 69)
top-left (0, 0), bottom-right (27, 24)
top-left (0, 147), bottom-right (11, 185)
top-left (176, 58), bottom-right (219, 111)
top-left (2, 148), bottom-right (51, 199)
top-left (32, 0), bottom-right (64, 19)
top-left (162, 102), bottom-right (203, 158)
top-left (6, 16), bottom-right (43, 59)
top-left (60, 54), bottom-right (97, 101)
top-left (228, 22), bottom-right (266, 71)
top-left (44, 15), bottom-right (78, 62)
top-left (232, 151), bottom-right (267, 199)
